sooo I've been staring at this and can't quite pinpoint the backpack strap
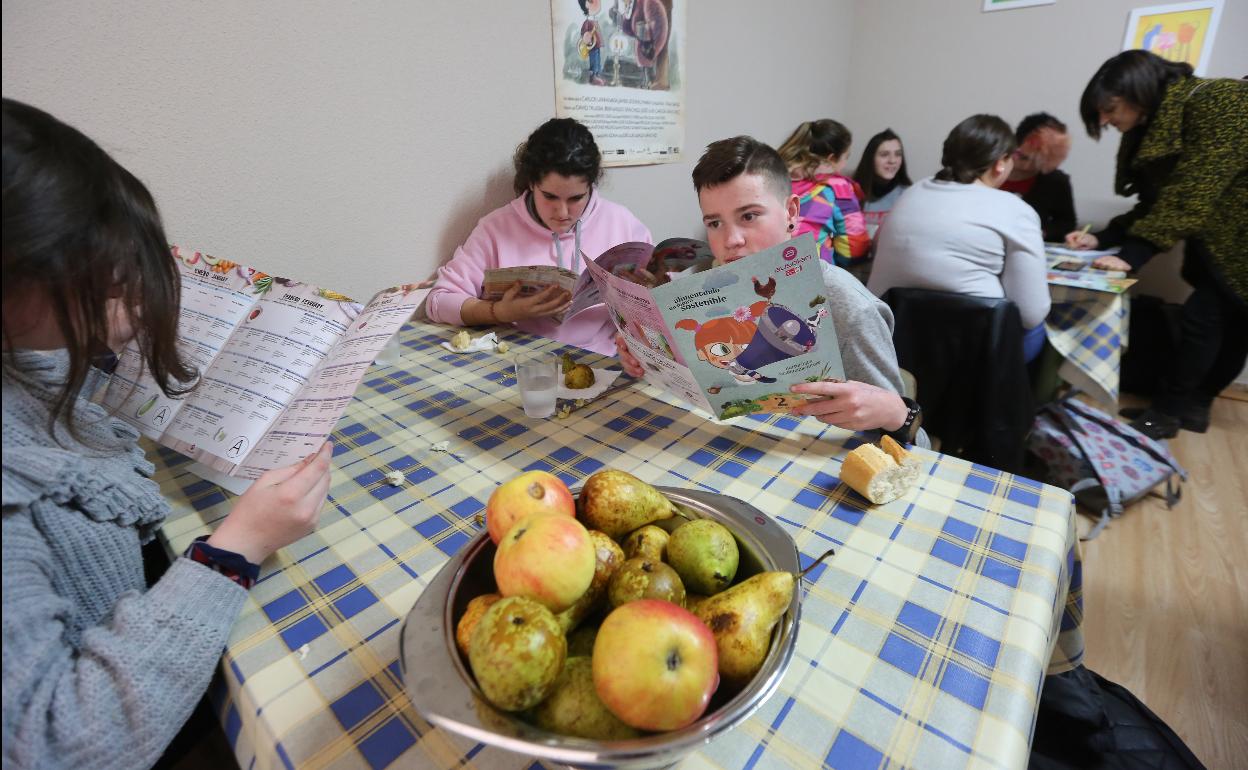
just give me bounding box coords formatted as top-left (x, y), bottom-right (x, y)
top-left (1045, 401), bottom-right (1129, 539)
top-left (1071, 478), bottom-right (1113, 541)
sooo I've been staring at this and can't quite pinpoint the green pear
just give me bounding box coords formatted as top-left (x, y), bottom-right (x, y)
top-left (607, 557), bottom-right (686, 608)
top-left (556, 530), bottom-right (625, 633)
top-left (693, 549), bottom-right (833, 689)
top-left (468, 596), bottom-right (566, 711)
top-left (684, 593), bottom-right (710, 614)
top-left (529, 657), bottom-right (642, 740)
top-left (578, 470), bottom-right (674, 539)
top-left (622, 525), bottom-right (669, 562)
top-left (667, 520), bottom-right (739, 595)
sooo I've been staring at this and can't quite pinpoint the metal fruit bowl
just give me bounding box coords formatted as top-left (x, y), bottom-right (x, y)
top-left (399, 487), bottom-right (801, 769)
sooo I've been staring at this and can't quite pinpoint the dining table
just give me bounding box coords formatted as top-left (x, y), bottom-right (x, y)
top-left (1043, 262), bottom-right (1136, 407)
top-left (151, 318), bottom-right (1084, 770)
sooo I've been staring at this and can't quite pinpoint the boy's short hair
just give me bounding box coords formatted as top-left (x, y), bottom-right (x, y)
top-left (691, 136), bottom-right (792, 202)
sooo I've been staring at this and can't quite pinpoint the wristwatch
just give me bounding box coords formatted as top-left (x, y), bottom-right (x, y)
top-left (887, 396), bottom-right (923, 445)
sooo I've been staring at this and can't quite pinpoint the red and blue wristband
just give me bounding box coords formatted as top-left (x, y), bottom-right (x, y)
top-left (184, 535), bottom-right (260, 590)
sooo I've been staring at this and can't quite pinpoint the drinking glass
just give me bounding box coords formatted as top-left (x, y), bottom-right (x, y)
top-left (514, 353), bottom-right (559, 418)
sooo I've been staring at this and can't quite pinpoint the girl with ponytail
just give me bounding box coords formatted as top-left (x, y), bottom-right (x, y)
top-left (777, 120), bottom-right (871, 279)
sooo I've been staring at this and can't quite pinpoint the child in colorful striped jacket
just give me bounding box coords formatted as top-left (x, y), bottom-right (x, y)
top-left (778, 120), bottom-right (871, 279)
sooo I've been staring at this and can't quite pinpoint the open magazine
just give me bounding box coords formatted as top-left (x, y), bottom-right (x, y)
top-left (481, 265), bottom-right (578, 322)
top-left (101, 246), bottom-right (427, 487)
top-left (584, 234), bottom-right (845, 419)
top-left (1044, 245), bottom-right (1137, 294)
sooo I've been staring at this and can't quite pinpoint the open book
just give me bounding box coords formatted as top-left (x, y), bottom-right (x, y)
top-left (584, 234), bottom-right (845, 419)
top-left (102, 247), bottom-right (427, 488)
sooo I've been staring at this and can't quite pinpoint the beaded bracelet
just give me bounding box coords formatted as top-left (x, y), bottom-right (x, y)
top-left (184, 535), bottom-right (260, 590)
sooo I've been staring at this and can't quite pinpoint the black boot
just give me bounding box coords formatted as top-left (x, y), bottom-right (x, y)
top-left (1130, 409), bottom-right (1180, 440)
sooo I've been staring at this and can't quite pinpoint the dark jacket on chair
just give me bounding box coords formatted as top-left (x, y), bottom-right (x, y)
top-left (881, 288), bottom-right (1033, 474)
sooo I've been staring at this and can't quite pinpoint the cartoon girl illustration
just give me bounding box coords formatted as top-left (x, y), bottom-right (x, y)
top-left (675, 300), bottom-right (777, 383)
top-left (677, 275), bottom-right (826, 385)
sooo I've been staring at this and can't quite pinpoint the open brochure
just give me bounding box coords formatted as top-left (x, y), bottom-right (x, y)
top-left (481, 265), bottom-right (579, 322)
top-left (584, 234), bottom-right (845, 419)
top-left (1044, 245), bottom-right (1137, 294)
top-left (101, 246), bottom-right (427, 486)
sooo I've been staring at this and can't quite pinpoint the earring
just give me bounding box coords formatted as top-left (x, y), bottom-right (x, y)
top-left (788, 223), bottom-right (795, 231)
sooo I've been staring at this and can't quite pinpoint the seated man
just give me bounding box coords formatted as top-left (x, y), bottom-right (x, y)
top-left (619, 136), bottom-right (922, 444)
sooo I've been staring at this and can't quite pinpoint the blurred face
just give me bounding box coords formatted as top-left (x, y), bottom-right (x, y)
top-left (531, 172), bottom-right (591, 233)
top-left (699, 173), bottom-right (800, 265)
top-left (1098, 97), bottom-right (1145, 133)
top-left (1014, 128), bottom-right (1071, 176)
top-left (873, 139), bottom-right (903, 181)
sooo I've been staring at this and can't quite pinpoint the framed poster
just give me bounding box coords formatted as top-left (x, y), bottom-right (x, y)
top-left (552, 0), bottom-right (686, 167)
top-left (983, 0), bottom-right (1056, 11)
top-left (1123, 1), bottom-right (1223, 75)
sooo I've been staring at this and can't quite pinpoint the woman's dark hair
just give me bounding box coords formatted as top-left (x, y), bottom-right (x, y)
top-left (935, 114), bottom-right (1017, 184)
top-left (2, 98), bottom-right (195, 429)
top-left (691, 136), bottom-right (792, 202)
top-left (777, 119), bottom-right (853, 181)
top-left (852, 128), bottom-right (912, 200)
top-left (512, 118), bottom-right (603, 195)
top-left (1015, 112), bottom-right (1067, 143)
top-left (1079, 50), bottom-right (1193, 139)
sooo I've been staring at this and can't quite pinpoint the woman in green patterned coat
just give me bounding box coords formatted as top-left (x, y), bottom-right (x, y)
top-left (1065, 50), bottom-right (1248, 440)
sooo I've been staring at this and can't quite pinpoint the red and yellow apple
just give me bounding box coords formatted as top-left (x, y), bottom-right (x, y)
top-left (486, 470), bottom-right (575, 544)
top-left (494, 513), bottom-right (595, 613)
top-left (592, 599), bottom-right (719, 731)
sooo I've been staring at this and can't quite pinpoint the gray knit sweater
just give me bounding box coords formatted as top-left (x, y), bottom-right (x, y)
top-left (2, 350), bottom-right (247, 770)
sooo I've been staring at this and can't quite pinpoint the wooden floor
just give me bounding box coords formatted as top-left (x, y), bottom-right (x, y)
top-left (1077, 394), bottom-right (1248, 769)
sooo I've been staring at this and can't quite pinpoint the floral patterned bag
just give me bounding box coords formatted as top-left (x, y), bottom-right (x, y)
top-left (1028, 396), bottom-right (1186, 540)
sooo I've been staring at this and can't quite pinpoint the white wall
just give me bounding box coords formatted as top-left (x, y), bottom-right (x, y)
top-left (2, 0), bottom-right (851, 300)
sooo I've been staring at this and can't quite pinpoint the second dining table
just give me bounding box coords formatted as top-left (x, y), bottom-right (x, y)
top-left (152, 318), bottom-right (1084, 770)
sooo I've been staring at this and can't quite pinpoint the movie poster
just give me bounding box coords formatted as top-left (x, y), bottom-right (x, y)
top-left (551, 0), bottom-right (686, 167)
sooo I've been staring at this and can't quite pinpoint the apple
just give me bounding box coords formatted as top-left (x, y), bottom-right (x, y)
top-left (494, 513), bottom-right (595, 613)
top-left (592, 599), bottom-right (719, 731)
top-left (486, 470), bottom-right (575, 544)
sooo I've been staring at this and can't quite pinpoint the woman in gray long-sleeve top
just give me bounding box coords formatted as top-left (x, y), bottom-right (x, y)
top-left (2, 99), bottom-right (332, 770)
top-left (869, 115), bottom-right (1051, 363)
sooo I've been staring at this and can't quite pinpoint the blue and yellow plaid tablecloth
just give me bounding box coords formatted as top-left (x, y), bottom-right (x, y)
top-left (1045, 284), bottom-right (1129, 406)
top-left (152, 319), bottom-right (1083, 770)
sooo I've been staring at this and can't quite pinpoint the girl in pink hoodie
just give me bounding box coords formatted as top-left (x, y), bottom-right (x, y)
top-left (425, 118), bottom-right (651, 355)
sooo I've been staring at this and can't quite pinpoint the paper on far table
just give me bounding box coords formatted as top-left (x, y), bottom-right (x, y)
top-left (1044, 244), bottom-right (1121, 259)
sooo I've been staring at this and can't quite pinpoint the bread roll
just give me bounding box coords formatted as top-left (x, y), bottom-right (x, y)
top-left (840, 438), bottom-right (921, 505)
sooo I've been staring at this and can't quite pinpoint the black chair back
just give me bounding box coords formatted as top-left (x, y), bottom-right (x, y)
top-left (882, 288), bottom-right (1033, 473)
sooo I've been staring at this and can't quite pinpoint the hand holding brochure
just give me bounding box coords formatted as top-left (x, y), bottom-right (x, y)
top-left (101, 247), bottom-right (427, 484)
top-left (480, 265), bottom-right (578, 322)
top-left (585, 234), bottom-right (845, 419)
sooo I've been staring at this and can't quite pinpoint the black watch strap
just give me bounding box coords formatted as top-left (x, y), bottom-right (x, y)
top-left (885, 396), bottom-right (922, 445)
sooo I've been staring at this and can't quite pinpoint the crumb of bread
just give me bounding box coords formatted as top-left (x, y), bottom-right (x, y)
top-left (450, 330), bottom-right (472, 351)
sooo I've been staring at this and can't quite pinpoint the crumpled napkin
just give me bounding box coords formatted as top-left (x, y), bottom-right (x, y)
top-left (556, 368), bottom-right (622, 400)
top-left (440, 331), bottom-right (499, 353)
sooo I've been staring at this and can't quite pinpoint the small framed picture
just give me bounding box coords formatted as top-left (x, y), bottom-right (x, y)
top-left (1122, 1), bottom-right (1224, 76)
top-left (983, 0), bottom-right (1056, 11)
